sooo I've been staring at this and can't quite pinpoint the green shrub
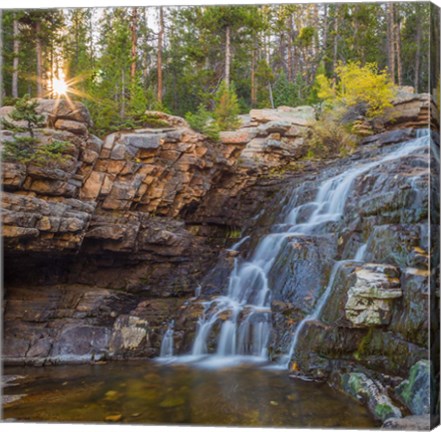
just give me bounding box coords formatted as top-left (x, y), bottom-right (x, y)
top-left (185, 104), bottom-right (220, 140)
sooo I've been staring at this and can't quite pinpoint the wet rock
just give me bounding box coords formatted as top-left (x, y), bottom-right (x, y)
top-left (361, 128), bottom-right (415, 147)
top-left (395, 360), bottom-right (432, 415)
top-left (109, 316), bottom-right (149, 356)
top-left (345, 264), bottom-right (402, 327)
top-left (382, 415), bottom-right (431, 430)
top-left (332, 371), bottom-right (402, 422)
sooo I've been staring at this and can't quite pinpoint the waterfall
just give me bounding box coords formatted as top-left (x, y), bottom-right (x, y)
top-left (161, 131), bottom-right (428, 368)
top-left (354, 243), bottom-right (367, 261)
top-left (159, 321), bottom-right (174, 358)
top-left (279, 260), bottom-right (348, 368)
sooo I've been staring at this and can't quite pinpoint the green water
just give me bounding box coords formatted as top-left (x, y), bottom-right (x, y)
top-left (3, 360), bottom-right (377, 428)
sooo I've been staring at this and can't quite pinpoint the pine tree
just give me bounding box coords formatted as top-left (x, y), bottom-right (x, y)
top-left (214, 80), bottom-right (240, 131)
top-left (2, 95), bottom-right (68, 166)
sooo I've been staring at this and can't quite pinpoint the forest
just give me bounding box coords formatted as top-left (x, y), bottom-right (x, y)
top-left (0, 3), bottom-right (433, 136)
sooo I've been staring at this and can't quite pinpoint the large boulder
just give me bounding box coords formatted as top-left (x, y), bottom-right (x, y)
top-left (395, 360), bottom-right (432, 416)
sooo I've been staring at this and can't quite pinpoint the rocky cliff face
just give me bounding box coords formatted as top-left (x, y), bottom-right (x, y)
top-left (2, 87), bottom-right (437, 423)
top-left (1, 97), bottom-right (310, 364)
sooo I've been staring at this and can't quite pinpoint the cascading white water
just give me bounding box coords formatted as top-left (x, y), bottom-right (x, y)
top-left (171, 131), bottom-right (428, 367)
top-left (279, 260), bottom-right (349, 368)
top-left (159, 321), bottom-right (174, 358)
top-left (354, 243), bottom-right (367, 261)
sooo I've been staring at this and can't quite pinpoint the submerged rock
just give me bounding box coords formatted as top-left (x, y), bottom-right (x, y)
top-left (332, 371), bottom-right (402, 422)
top-left (382, 415), bottom-right (431, 430)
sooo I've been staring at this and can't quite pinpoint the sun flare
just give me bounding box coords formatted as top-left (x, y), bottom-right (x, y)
top-left (53, 77), bottom-right (68, 96)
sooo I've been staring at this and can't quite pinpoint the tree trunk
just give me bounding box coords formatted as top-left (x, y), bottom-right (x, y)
top-left (142, 9), bottom-right (149, 86)
top-left (268, 83), bottom-right (274, 109)
top-left (251, 44), bottom-right (257, 107)
top-left (225, 24), bottom-right (231, 87)
top-left (414, 6), bottom-right (422, 92)
top-left (130, 7), bottom-right (138, 83)
top-left (287, 15), bottom-right (294, 82)
top-left (157, 7), bottom-right (164, 104)
top-left (333, 6), bottom-right (340, 75)
top-left (386, 3), bottom-right (396, 83)
top-left (12, 17), bottom-right (20, 98)
top-left (120, 68), bottom-right (125, 119)
top-left (36, 21), bottom-right (44, 97)
top-left (395, 11), bottom-right (403, 86)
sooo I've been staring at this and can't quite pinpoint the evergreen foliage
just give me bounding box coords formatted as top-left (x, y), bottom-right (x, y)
top-left (1, 95), bottom-right (68, 166)
top-left (0, 4), bottom-right (433, 136)
top-left (185, 105), bottom-right (220, 141)
top-left (213, 80), bottom-right (240, 131)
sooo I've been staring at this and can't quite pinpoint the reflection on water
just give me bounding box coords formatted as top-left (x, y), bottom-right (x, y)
top-left (3, 360), bottom-right (376, 428)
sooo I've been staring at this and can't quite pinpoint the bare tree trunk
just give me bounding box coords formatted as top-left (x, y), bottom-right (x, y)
top-left (333, 6), bottom-right (340, 75)
top-left (287, 15), bottom-right (294, 82)
top-left (120, 68), bottom-right (125, 118)
top-left (251, 44), bottom-right (257, 107)
top-left (12, 17), bottom-right (20, 98)
top-left (225, 25), bottom-right (231, 87)
top-left (395, 12), bottom-right (403, 86)
top-left (130, 7), bottom-right (138, 83)
top-left (268, 83), bottom-right (274, 109)
top-left (387, 3), bottom-right (396, 83)
top-left (142, 9), bottom-right (149, 86)
top-left (36, 21), bottom-right (44, 97)
top-left (414, 6), bottom-right (422, 92)
top-left (157, 7), bottom-right (164, 104)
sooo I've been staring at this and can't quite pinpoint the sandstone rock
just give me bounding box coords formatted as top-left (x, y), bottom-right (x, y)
top-left (0, 106), bottom-right (27, 128)
top-left (345, 263), bottom-right (402, 327)
top-left (54, 119), bottom-right (88, 136)
top-left (250, 105), bottom-right (315, 126)
top-left (257, 120), bottom-right (292, 136)
top-left (3, 226), bottom-right (39, 239)
top-left (35, 98), bottom-right (92, 127)
top-left (2, 163), bottom-right (26, 189)
top-left (219, 129), bottom-right (257, 144)
top-left (144, 110), bottom-right (189, 128)
top-left (80, 171), bottom-right (106, 200)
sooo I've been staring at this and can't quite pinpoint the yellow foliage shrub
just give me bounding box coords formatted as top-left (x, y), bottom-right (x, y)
top-left (317, 62), bottom-right (397, 119)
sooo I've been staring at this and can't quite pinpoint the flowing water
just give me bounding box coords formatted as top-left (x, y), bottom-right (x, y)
top-left (2, 361), bottom-right (376, 427)
top-left (159, 321), bottom-right (174, 358)
top-left (160, 131), bottom-right (429, 367)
